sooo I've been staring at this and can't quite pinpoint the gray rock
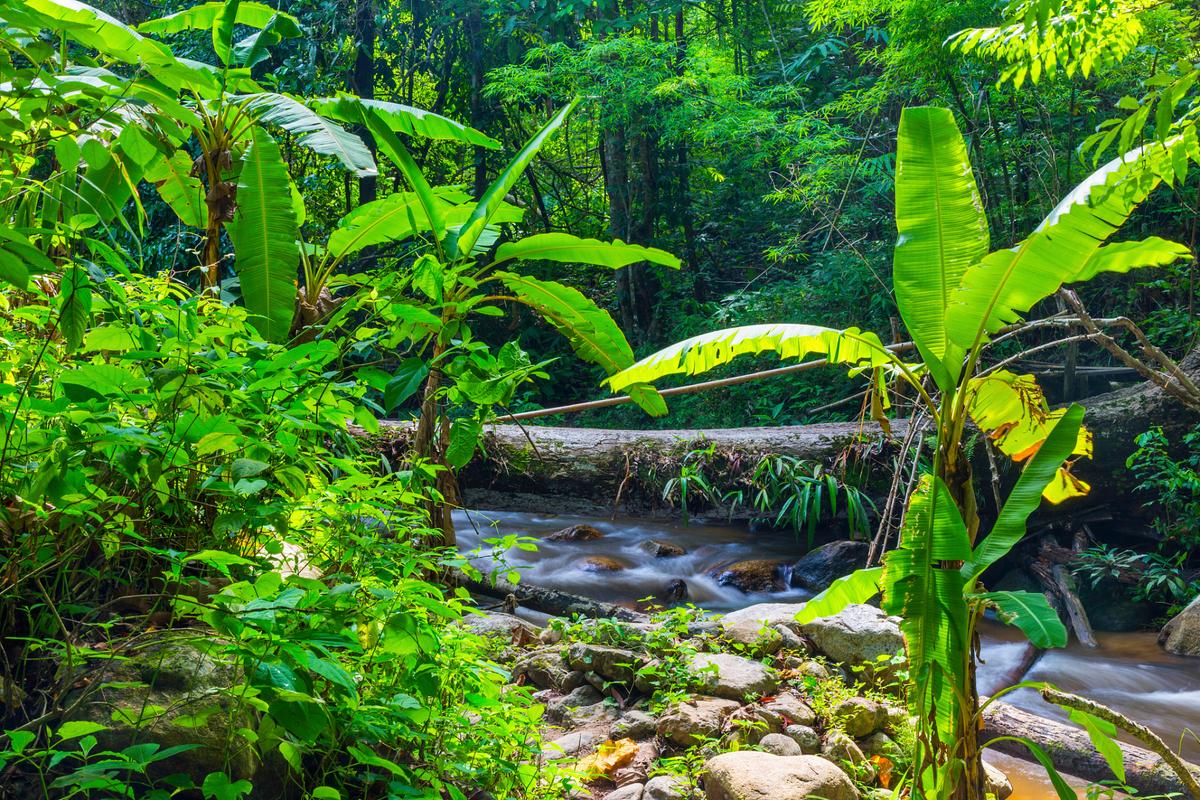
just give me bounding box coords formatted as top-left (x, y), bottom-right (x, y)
top-left (702, 752), bottom-right (858, 800)
top-left (784, 725), bottom-right (821, 754)
top-left (774, 625), bottom-right (808, 653)
top-left (690, 652), bottom-right (778, 700)
top-left (1160, 594), bottom-right (1200, 656)
top-left (540, 626), bottom-right (565, 645)
top-left (833, 697), bottom-right (886, 738)
top-left (512, 649), bottom-right (569, 690)
top-left (984, 760), bottom-right (1013, 800)
top-left (858, 732), bottom-right (897, 758)
top-left (758, 733), bottom-right (803, 756)
top-left (656, 696), bottom-right (741, 747)
top-left (642, 539), bottom-right (687, 557)
top-left (644, 775), bottom-right (691, 800)
top-left (542, 730), bottom-right (602, 759)
top-left (709, 560), bottom-right (790, 593)
top-left (567, 642), bottom-right (645, 684)
top-left (607, 784), bottom-right (645, 800)
top-left (61, 639), bottom-right (255, 785)
top-left (790, 541), bottom-right (869, 592)
top-left (462, 610), bottom-right (541, 638)
top-left (720, 603), bottom-right (807, 634)
top-left (547, 524), bottom-right (604, 541)
top-left (723, 619), bottom-right (784, 656)
top-left (614, 709), bottom-right (659, 740)
top-left (821, 731), bottom-right (870, 774)
top-left (546, 685), bottom-right (603, 723)
top-left (763, 693), bottom-right (816, 727)
top-left (798, 604), bottom-right (903, 666)
top-left (562, 670), bottom-right (590, 692)
top-left (566, 701), bottom-right (621, 728)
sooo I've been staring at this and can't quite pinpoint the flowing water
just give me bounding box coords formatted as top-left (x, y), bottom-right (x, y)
top-left (454, 509), bottom-right (1200, 799)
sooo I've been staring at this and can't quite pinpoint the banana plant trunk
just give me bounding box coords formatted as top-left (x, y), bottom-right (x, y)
top-left (413, 341), bottom-right (457, 548)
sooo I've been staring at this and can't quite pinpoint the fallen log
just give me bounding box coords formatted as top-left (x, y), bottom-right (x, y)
top-left (982, 699), bottom-right (1200, 798)
top-left (456, 570), bottom-right (649, 623)
top-left (365, 350), bottom-right (1199, 514)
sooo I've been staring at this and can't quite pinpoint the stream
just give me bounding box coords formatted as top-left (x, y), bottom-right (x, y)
top-left (454, 509), bottom-right (1200, 799)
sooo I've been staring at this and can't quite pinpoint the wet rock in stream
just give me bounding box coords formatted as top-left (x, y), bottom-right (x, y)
top-left (577, 555), bottom-right (630, 573)
top-left (547, 524), bottom-right (605, 542)
top-left (789, 541), bottom-right (869, 592)
top-left (641, 539), bottom-right (687, 557)
top-left (708, 559), bottom-right (790, 593)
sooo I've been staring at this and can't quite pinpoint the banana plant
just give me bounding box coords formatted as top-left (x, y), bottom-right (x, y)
top-left (602, 106), bottom-right (1196, 799)
top-left (318, 96), bottom-right (679, 542)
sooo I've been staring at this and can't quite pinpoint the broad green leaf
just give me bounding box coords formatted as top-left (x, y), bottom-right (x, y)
top-left (213, 0), bottom-right (241, 65)
top-left (447, 98), bottom-right (578, 259)
top-left (361, 111), bottom-right (445, 239)
top-left (201, 771), bottom-right (253, 800)
top-left (138, 2), bottom-right (301, 36)
top-left (314, 96), bottom-right (500, 149)
top-left (24, 0), bottom-right (145, 64)
top-left (446, 417), bottom-right (483, 468)
top-left (58, 266), bottom-right (92, 352)
top-left (384, 359), bottom-right (429, 412)
top-left (1067, 708), bottom-right (1126, 783)
top-left (55, 721), bottom-right (108, 742)
top-left (145, 151), bottom-right (207, 227)
top-left (794, 567), bottom-right (883, 624)
top-left (605, 324), bottom-right (894, 394)
top-left (974, 590), bottom-right (1067, 648)
top-left (232, 12), bottom-right (302, 68)
top-left (325, 192), bottom-right (443, 261)
top-left (231, 128), bottom-right (298, 342)
top-left (963, 404), bottom-right (1085, 581)
top-left (493, 271), bottom-right (633, 375)
top-left (993, 737), bottom-right (1078, 800)
top-left (239, 93), bottom-right (376, 177)
top-left (893, 106), bottom-right (988, 390)
top-left (946, 138), bottom-right (1192, 351)
top-left (492, 233), bottom-right (681, 270)
top-left (882, 475), bottom-right (972, 745)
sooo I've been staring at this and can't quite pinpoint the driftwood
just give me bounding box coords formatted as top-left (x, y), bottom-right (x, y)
top-left (456, 570), bottom-right (649, 623)
top-left (983, 699), bottom-right (1200, 798)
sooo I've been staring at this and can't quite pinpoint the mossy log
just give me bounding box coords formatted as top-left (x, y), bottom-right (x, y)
top-left (983, 699), bottom-right (1200, 798)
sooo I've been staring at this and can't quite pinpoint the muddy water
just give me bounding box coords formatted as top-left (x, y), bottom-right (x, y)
top-left (455, 510), bottom-right (1200, 799)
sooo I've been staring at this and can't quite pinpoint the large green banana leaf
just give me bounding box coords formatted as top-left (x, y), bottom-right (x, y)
top-left (946, 137), bottom-right (1193, 350)
top-left (238, 93), bottom-right (376, 177)
top-left (314, 96), bottom-right (500, 149)
top-left (231, 129), bottom-right (298, 342)
top-left (137, 1), bottom-right (300, 36)
top-left (447, 98), bottom-right (579, 260)
top-left (882, 474), bottom-right (972, 746)
top-left (605, 324), bottom-right (895, 394)
top-left (894, 106), bottom-right (989, 391)
top-left (145, 151), bottom-right (207, 228)
top-left (793, 567), bottom-right (883, 625)
top-left (491, 233), bottom-right (681, 270)
top-left (973, 590), bottom-right (1067, 648)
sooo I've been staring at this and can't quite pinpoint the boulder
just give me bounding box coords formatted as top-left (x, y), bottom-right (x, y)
top-left (1079, 578), bottom-right (1157, 632)
top-left (690, 652), bottom-right (778, 700)
top-left (722, 619), bottom-right (784, 657)
top-left (542, 730), bottom-right (602, 759)
top-left (546, 685), bottom-right (604, 723)
top-left (798, 604), bottom-right (903, 666)
top-left (656, 697), bottom-right (741, 747)
top-left (710, 560), bottom-right (789, 593)
top-left (984, 760), bottom-right (1013, 800)
top-left (607, 784), bottom-right (645, 800)
top-left (759, 733), bottom-right (804, 756)
top-left (1159, 594), bottom-right (1200, 656)
top-left (614, 740), bottom-right (659, 787)
top-left (61, 638), bottom-right (256, 785)
top-left (614, 709), bottom-right (659, 740)
top-left (821, 731), bottom-right (872, 778)
top-left (783, 659), bottom-right (829, 680)
top-left (512, 649), bottom-right (569, 690)
top-left (720, 603), bottom-right (806, 634)
top-left (833, 697), bottom-right (886, 738)
top-left (461, 610), bottom-right (541, 638)
top-left (703, 752), bottom-right (858, 800)
top-left (642, 539), bottom-right (687, 557)
top-left (547, 524), bottom-right (604, 541)
top-left (784, 725), bottom-right (821, 754)
top-left (790, 541), bottom-right (869, 592)
top-left (577, 555), bottom-right (629, 573)
top-left (761, 693), bottom-right (816, 728)
top-left (567, 643), bottom-right (645, 684)
top-left (644, 775), bottom-right (691, 800)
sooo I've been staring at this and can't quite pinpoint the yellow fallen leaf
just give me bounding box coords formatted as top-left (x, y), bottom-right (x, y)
top-left (576, 738), bottom-right (639, 778)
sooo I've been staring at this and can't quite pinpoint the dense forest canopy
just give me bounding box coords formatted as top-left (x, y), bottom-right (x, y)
top-left (1, 0), bottom-right (1199, 799)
